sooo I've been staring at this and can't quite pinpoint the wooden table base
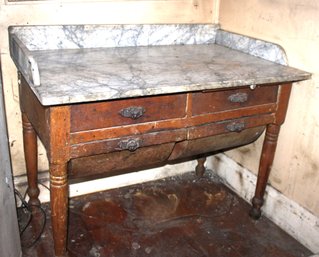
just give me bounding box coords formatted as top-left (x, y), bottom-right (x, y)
top-left (20, 77), bottom-right (292, 256)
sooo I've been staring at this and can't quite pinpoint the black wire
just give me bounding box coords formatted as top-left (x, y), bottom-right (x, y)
top-left (38, 182), bottom-right (50, 191)
top-left (22, 205), bottom-right (47, 249)
top-left (15, 187), bottom-right (47, 249)
top-left (15, 189), bottom-right (33, 236)
top-left (19, 211), bottom-right (32, 236)
top-left (15, 188), bottom-right (30, 211)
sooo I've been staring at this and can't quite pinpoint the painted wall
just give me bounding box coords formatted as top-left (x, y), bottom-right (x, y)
top-left (219, 0), bottom-right (319, 216)
top-left (0, 0), bottom-right (215, 176)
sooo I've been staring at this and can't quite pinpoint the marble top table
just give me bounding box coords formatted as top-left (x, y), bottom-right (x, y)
top-left (9, 24), bottom-right (311, 257)
top-left (9, 24), bottom-right (310, 106)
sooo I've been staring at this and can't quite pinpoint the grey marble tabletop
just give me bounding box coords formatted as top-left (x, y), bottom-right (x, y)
top-left (29, 44), bottom-right (309, 106)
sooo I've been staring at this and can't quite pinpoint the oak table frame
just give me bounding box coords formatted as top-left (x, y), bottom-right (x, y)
top-left (19, 69), bottom-right (294, 256)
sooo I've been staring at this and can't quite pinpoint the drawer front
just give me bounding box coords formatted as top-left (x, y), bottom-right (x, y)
top-left (71, 129), bottom-right (187, 158)
top-left (69, 143), bottom-right (175, 180)
top-left (71, 94), bottom-right (187, 132)
top-left (169, 126), bottom-right (265, 161)
top-left (188, 114), bottom-right (274, 140)
top-left (192, 85), bottom-right (278, 116)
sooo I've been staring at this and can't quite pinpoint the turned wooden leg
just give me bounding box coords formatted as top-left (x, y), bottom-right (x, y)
top-left (22, 113), bottom-right (40, 209)
top-left (50, 163), bottom-right (68, 257)
top-left (195, 157), bottom-right (206, 177)
top-left (250, 124), bottom-right (280, 219)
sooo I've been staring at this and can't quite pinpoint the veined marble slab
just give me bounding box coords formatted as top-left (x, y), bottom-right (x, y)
top-left (30, 44), bottom-right (309, 105)
top-left (9, 24), bottom-right (310, 106)
top-left (9, 24), bottom-right (218, 88)
top-left (9, 24), bottom-right (218, 50)
top-left (216, 30), bottom-right (287, 65)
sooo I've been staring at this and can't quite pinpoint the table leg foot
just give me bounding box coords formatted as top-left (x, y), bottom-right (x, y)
top-left (195, 157), bottom-right (206, 177)
top-left (249, 197), bottom-right (264, 219)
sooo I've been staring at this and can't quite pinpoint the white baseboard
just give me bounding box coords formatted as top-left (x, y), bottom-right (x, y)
top-left (14, 160), bottom-right (197, 204)
top-left (206, 153), bottom-right (319, 254)
top-left (14, 154), bottom-right (319, 253)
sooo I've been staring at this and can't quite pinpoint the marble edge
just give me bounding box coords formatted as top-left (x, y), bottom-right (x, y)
top-left (9, 34), bottom-right (40, 86)
top-left (9, 24), bottom-right (220, 51)
top-left (216, 29), bottom-right (288, 65)
top-left (39, 74), bottom-right (311, 106)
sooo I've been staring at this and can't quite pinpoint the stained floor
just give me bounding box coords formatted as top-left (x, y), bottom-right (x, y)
top-left (21, 172), bottom-right (312, 257)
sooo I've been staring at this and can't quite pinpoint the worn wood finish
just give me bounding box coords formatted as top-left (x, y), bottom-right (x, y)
top-left (70, 126), bottom-right (266, 179)
top-left (250, 124), bottom-right (281, 219)
top-left (70, 116), bottom-right (187, 144)
top-left (70, 104), bottom-right (277, 145)
top-left (250, 83), bottom-right (293, 219)
top-left (71, 94), bottom-right (187, 132)
top-left (189, 103), bottom-right (277, 125)
top-left (49, 163), bottom-right (68, 257)
top-left (188, 114), bottom-right (274, 139)
top-left (22, 113), bottom-right (41, 208)
top-left (274, 84), bottom-right (293, 124)
top-left (48, 107), bottom-right (71, 257)
top-left (70, 129), bottom-right (187, 158)
top-left (69, 143), bottom-right (175, 179)
top-left (169, 126), bottom-right (265, 160)
top-left (19, 71), bottom-right (293, 256)
top-left (192, 85), bottom-right (278, 115)
top-left (19, 74), bottom-right (50, 149)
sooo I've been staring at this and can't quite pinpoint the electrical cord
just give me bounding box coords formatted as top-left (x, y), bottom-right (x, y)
top-left (15, 186), bottom-right (48, 248)
top-left (22, 205), bottom-right (46, 249)
top-left (38, 181), bottom-right (50, 191)
top-left (15, 189), bottom-right (32, 235)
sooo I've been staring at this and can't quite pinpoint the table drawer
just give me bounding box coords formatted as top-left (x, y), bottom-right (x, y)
top-left (191, 85), bottom-right (278, 116)
top-left (71, 94), bottom-right (187, 132)
top-left (188, 114), bottom-right (274, 140)
top-left (69, 143), bottom-right (175, 180)
top-left (70, 129), bottom-right (187, 158)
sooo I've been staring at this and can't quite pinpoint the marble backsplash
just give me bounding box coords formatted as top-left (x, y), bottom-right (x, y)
top-left (215, 30), bottom-right (287, 65)
top-left (9, 24), bottom-right (288, 66)
top-left (9, 24), bottom-right (219, 51)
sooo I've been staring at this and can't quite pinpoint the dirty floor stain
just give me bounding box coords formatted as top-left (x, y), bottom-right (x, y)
top-left (21, 172), bottom-right (312, 257)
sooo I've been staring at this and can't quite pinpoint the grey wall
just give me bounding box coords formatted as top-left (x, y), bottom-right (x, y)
top-left (0, 61), bottom-right (21, 257)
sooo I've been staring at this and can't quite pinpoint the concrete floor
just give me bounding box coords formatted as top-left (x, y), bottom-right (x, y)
top-left (21, 172), bottom-right (312, 257)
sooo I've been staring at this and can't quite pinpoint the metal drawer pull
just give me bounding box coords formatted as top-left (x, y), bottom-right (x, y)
top-left (228, 93), bottom-right (248, 103)
top-left (119, 106), bottom-right (145, 120)
top-left (118, 138), bottom-right (141, 151)
top-left (226, 122), bottom-right (245, 132)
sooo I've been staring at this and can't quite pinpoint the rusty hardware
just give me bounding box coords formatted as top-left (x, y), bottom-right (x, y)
top-left (118, 138), bottom-right (141, 151)
top-left (226, 121), bottom-right (245, 132)
top-left (228, 93), bottom-right (248, 103)
top-left (119, 106), bottom-right (145, 120)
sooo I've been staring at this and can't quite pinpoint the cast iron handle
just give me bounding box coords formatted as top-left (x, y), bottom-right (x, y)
top-left (119, 106), bottom-right (145, 120)
top-left (228, 93), bottom-right (248, 103)
top-left (118, 138), bottom-right (141, 151)
top-left (226, 121), bottom-right (246, 132)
